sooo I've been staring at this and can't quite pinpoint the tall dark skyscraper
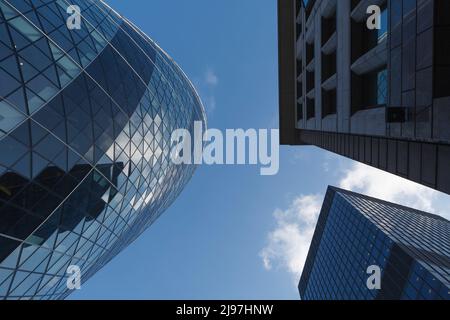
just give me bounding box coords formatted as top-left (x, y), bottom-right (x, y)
top-left (278, 0), bottom-right (450, 195)
top-left (299, 186), bottom-right (450, 300)
top-left (0, 0), bottom-right (205, 299)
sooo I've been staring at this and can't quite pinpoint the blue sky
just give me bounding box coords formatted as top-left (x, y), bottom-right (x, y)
top-left (70, 0), bottom-right (450, 299)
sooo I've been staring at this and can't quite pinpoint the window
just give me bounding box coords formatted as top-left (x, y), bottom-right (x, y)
top-left (378, 8), bottom-right (388, 43)
top-left (377, 69), bottom-right (387, 105)
top-left (351, 68), bottom-right (388, 113)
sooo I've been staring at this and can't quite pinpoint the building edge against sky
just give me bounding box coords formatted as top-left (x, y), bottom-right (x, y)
top-left (0, 0), bottom-right (205, 299)
top-left (278, 0), bottom-right (450, 195)
top-left (299, 186), bottom-right (450, 300)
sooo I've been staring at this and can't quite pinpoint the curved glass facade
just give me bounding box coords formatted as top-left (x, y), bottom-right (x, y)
top-left (0, 0), bottom-right (205, 299)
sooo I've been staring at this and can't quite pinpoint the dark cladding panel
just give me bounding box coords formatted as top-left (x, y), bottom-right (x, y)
top-left (278, 0), bottom-right (303, 145)
top-left (437, 145), bottom-right (450, 194)
top-left (421, 143), bottom-right (437, 187)
top-left (299, 129), bottom-right (446, 194)
top-left (408, 142), bottom-right (421, 183)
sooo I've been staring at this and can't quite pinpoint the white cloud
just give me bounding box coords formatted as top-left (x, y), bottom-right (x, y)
top-left (195, 68), bottom-right (219, 115)
top-left (339, 162), bottom-right (450, 219)
top-left (261, 160), bottom-right (450, 281)
top-left (260, 194), bottom-right (323, 281)
top-left (204, 95), bottom-right (217, 115)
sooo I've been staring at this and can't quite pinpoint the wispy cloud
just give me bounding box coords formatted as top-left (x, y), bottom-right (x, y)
top-left (195, 68), bottom-right (219, 115)
top-left (260, 160), bottom-right (450, 282)
top-left (338, 162), bottom-right (450, 217)
top-left (205, 68), bottom-right (219, 86)
top-left (260, 194), bottom-right (323, 281)
top-left (204, 95), bottom-right (217, 115)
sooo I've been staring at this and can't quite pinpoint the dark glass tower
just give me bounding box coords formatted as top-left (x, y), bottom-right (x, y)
top-left (0, 0), bottom-right (205, 299)
top-left (278, 0), bottom-right (450, 195)
top-left (299, 187), bottom-right (450, 300)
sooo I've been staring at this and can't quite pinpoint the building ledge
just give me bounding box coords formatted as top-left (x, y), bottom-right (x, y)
top-left (322, 31), bottom-right (337, 55)
top-left (305, 25), bottom-right (315, 44)
top-left (307, 88), bottom-right (315, 99)
top-left (351, 38), bottom-right (387, 75)
top-left (321, 0), bottom-right (337, 18)
top-left (296, 35), bottom-right (304, 58)
top-left (306, 58), bottom-right (315, 72)
top-left (322, 73), bottom-right (337, 91)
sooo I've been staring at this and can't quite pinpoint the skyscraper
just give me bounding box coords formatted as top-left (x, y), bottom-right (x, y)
top-left (0, 0), bottom-right (206, 299)
top-left (299, 186), bottom-right (450, 300)
top-left (278, 0), bottom-right (450, 195)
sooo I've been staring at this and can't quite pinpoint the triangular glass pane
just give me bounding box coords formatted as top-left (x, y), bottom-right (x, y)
top-left (1, 54), bottom-right (21, 81)
top-left (0, 263), bottom-right (12, 283)
top-left (9, 271), bottom-right (30, 291)
top-left (19, 247), bottom-right (51, 273)
top-left (8, 16), bottom-right (42, 43)
top-left (4, 87), bottom-right (27, 114)
top-left (0, 65), bottom-right (21, 97)
top-left (12, 152), bottom-right (31, 179)
top-left (32, 152), bottom-right (49, 179)
top-left (0, 273), bottom-right (13, 296)
top-left (26, 88), bottom-right (45, 114)
top-left (19, 274), bottom-right (41, 297)
top-left (0, 99), bottom-right (26, 134)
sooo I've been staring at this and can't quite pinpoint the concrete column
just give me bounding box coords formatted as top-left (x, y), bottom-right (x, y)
top-left (315, 3), bottom-right (322, 129)
top-left (336, 0), bottom-right (351, 133)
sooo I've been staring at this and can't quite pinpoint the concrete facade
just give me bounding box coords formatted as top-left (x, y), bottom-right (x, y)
top-left (278, 0), bottom-right (450, 194)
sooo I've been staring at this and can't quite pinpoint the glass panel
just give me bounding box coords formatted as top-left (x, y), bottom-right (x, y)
top-left (377, 69), bottom-right (387, 105)
top-left (0, 100), bottom-right (26, 135)
top-left (8, 16), bottom-right (41, 42)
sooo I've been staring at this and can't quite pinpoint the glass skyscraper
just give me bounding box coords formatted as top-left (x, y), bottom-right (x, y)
top-left (299, 187), bottom-right (450, 300)
top-left (0, 0), bottom-right (205, 299)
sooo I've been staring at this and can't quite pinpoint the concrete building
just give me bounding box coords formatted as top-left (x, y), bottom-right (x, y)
top-left (278, 0), bottom-right (450, 194)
